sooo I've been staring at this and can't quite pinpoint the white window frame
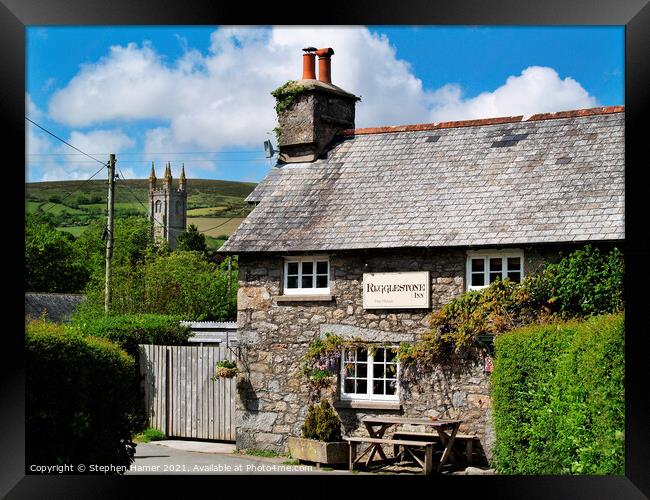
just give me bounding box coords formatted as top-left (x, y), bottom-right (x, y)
top-left (466, 249), bottom-right (524, 291)
top-left (283, 256), bottom-right (330, 295)
top-left (340, 346), bottom-right (400, 402)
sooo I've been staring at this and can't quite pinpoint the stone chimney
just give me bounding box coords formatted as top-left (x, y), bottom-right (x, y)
top-left (273, 47), bottom-right (360, 163)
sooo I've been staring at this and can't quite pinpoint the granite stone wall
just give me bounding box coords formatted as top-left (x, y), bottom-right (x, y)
top-left (234, 244), bottom-right (585, 459)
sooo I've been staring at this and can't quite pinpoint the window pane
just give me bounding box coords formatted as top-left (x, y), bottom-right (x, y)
top-left (357, 363), bottom-right (367, 378)
top-left (356, 379), bottom-right (367, 394)
top-left (471, 258), bottom-right (484, 272)
top-left (471, 273), bottom-right (485, 287)
top-left (287, 276), bottom-right (298, 288)
top-left (386, 364), bottom-right (397, 378)
top-left (357, 349), bottom-right (367, 362)
top-left (316, 261), bottom-right (328, 274)
top-left (343, 363), bottom-right (354, 376)
top-left (287, 262), bottom-right (298, 275)
top-left (375, 349), bottom-right (385, 362)
top-left (489, 258), bottom-right (502, 272)
top-left (489, 273), bottom-right (501, 284)
top-left (386, 380), bottom-right (396, 395)
top-left (302, 261), bottom-right (313, 275)
top-left (508, 271), bottom-right (521, 283)
top-left (301, 276), bottom-right (313, 288)
top-left (373, 363), bottom-right (385, 379)
top-left (507, 257), bottom-right (521, 271)
top-left (385, 349), bottom-right (396, 362)
top-left (344, 379), bottom-right (355, 393)
top-left (316, 275), bottom-right (328, 288)
top-left (373, 380), bottom-right (385, 395)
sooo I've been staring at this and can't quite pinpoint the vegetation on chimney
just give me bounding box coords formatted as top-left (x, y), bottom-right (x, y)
top-left (271, 80), bottom-right (308, 114)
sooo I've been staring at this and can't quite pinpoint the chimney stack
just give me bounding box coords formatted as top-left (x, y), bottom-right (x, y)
top-left (273, 47), bottom-right (360, 163)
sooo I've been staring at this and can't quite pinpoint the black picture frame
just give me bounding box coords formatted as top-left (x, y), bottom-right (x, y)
top-left (4, 1), bottom-right (649, 498)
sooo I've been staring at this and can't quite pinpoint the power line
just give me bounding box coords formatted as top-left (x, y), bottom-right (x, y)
top-left (38, 162), bottom-right (109, 213)
top-left (116, 165), bottom-right (239, 237)
top-left (27, 150), bottom-right (266, 156)
top-left (26, 158), bottom-right (269, 163)
top-left (26, 116), bottom-right (112, 213)
top-left (25, 117), bottom-right (108, 167)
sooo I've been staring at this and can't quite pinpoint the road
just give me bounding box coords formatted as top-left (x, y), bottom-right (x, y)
top-left (126, 440), bottom-right (355, 475)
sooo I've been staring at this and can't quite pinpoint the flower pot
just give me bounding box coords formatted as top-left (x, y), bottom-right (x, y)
top-left (287, 436), bottom-right (348, 465)
top-left (214, 366), bottom-right (238, 378)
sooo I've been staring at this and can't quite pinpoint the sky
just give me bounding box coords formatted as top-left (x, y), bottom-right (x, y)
top-left (26, 26), bottom-right (624, 183)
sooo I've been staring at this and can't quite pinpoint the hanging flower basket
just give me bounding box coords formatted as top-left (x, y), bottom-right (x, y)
top-left (213, 360), bottom-right (238, 379)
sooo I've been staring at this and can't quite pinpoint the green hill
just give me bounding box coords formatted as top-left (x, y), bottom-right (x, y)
top-left (26, 178), bottom-right (257, 241)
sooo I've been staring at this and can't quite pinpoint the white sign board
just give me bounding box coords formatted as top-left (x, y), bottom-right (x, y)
top-left (362, 272), bottom-right (430, 309)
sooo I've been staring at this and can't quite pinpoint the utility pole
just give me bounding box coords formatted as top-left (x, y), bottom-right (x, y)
top-left (104, 154), bottom-right (116, 314)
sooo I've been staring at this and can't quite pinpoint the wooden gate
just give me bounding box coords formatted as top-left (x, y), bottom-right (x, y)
top-left (139, 344), bottom-right (236, 441)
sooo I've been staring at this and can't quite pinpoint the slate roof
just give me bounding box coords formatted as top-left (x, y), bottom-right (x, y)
top-left (25, 293), bottom-right (86, 323)
top-left (221, 107), bottom-right (624, 253)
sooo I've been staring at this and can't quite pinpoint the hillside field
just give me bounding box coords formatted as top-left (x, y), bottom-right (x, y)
top-left (27, 178), bottom-right (256, 241)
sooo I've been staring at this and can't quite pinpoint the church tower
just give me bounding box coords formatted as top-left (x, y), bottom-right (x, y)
top-left (148, 161), bottom-right (188, 250)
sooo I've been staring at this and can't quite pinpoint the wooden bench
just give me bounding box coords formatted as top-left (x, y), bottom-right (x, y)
top-left (393, 431), bottom-right (479, 465)
top-left (344, 436), bottom-right (435, 475)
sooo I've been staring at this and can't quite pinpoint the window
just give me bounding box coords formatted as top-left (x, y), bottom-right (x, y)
top-left (340, 347), bottom-right (399, 401)
top-left (155, 200), bottom-right (161, 213)
top-left (283, 257), bottom-right (329, 294)
top-left (466, 250), bottom-right (524, 290)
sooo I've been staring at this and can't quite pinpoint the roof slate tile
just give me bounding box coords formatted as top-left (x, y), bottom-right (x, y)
top-left (226, 111), bottom-right (624, 253)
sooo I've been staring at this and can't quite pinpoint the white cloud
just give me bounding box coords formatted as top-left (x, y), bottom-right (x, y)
top-left (46, 27), bottom-right (599, 159)
top-left (428, 66), bottom-right (598, 122)
top-left (26, 126), bottom-right (136, 181)
top-left (46, 27), bottom-right (434, 153)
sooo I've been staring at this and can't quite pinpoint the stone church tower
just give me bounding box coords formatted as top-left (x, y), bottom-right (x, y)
top-left (148, 162), bottom-right (187, 250)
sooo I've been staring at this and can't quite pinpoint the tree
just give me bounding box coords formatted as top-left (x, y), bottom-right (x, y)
top-left (176, 224), bottom-right (207, 254)
top-left (25, 213), bottom-right (89, 293)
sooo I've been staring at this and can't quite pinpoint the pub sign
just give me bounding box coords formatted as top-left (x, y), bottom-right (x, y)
top-left (362, 271), bottom-right (430, 309)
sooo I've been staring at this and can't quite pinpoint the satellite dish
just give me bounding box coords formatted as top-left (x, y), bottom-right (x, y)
top-left (264, 139), bottom-right (276, 158)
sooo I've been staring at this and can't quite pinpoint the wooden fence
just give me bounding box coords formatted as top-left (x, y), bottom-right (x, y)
top-left (139, 344), bottom-right (237, 441)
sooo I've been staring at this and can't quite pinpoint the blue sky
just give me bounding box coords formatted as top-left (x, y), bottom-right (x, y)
top-left (26, 26), bottom-right (623, 183)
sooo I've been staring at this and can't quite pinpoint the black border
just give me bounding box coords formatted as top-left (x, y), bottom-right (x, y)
top-left (4, 1), bottom-right (649, 498)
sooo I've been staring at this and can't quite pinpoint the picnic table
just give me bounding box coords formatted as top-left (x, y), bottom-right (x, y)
top-left (344, 416), bottom-right (463, 474)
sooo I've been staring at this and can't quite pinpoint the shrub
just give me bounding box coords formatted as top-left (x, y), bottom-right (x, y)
top-left (70, 313), bottom-right (192, 358)
top-left (537, 245), bottom-right (624, 318)
top-left (26, 319), bottom-right (137, 472)
top-left (301, 400), bottom-right (342, 442)
top-left (491, 313), bottom-right (624, 474)
top-left (69, 313), bottom-right (192, 432)
top-left (399, 245), bottom-right (624, 361)
top-left (136, 427), bottom-right (166, 443)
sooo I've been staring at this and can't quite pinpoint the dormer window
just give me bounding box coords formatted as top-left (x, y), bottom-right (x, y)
top-left (283, 256), bottom-right (329, 295)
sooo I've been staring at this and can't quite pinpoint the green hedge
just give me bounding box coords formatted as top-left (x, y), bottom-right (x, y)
top-left (491, 313), bottom-right (624, 474)
top-left (26, 320), bottom-right (138, 472)
top-left (70, 313), bottom-right (192, 358)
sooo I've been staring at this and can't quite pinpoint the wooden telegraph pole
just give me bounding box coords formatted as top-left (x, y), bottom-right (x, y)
top-left (104, 154), bottom-right (116, 313)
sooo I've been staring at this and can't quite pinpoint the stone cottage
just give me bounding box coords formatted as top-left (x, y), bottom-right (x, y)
top-left (219, 47), bottom-right (625, 458)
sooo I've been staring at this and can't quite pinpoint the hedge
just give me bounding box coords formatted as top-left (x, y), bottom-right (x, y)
top-left (26, 320), bottom-right (138, 472)
top-left (491, 313), bottom-right (624, 474)
top-left (70, 313), bottom-right (192, 358)
top-left (69, 313), bottom-right (193, 432)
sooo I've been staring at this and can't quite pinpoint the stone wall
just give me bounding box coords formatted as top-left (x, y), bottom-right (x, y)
top-left (234, 243), bottom-right (584, 458)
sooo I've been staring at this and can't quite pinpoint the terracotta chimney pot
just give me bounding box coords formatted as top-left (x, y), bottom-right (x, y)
top-left (315, 47), bottom-right (334, 84)
top-left (302, 48), bottom-right (317, 80)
